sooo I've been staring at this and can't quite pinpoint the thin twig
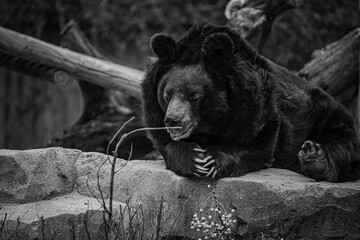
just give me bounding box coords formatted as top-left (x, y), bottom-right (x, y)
top-left (106, 116), bottom-right (135, 162)
top-left (154, 197), bottom-right (163, 240)
top-left (85, 176), bottom-right (104, 206)
top-left (165, 194), bottom-right (192, 240)
top-left (97, 116), bottom-right (181, 240)
top-left (0, 213), bottom-right (7, 240)
top-left (83, 202), bottom-right (91, 240)
top-left (108, 124), bottom-right (180, 233)
top-left (41, 216), bottom-right (45, 240)
top-left (96, 158), bottom-right (109, 214)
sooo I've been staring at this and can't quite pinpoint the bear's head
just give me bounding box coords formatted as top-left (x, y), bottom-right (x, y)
top-left (149, 29), bottom-right (237, 142)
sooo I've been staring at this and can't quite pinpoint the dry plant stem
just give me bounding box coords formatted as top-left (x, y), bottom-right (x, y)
top-left (165, 195), bottom-right (192, 240)
top-left (118, 205), bottom-right (126, 239)
top-left (108, 125), bottom-right (182, 221)
top-left (140, 206), bottom-right (145, 240)
top-left (14, 217), bottom-right (21, 239)
top-left (154, 197), bottom-right (164, 240)
top-left (94, 116), bottom-right (181, 239)
top-left (0, 213), bottom-right (6, 240)
top-left (71, 222), bottom-right (76, 240)
top-left (107, 117), bottom-right (136, 226)
top-left (83, 206), bottom-right (91, 240)
top-left (41, 216), bottom-right (45, 240)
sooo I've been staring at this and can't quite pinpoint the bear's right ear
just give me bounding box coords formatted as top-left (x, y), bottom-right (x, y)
top-left (150, 34), bottom-right (177, 59)
top-left (202, 33), bottom-right (234, 63)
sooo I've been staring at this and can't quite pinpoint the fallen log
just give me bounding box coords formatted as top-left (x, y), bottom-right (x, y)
top-left (299, 28), bottom-right (360, 98)
top-left (46, 20), bottom-right (152, 158)
top-left (0, 25), bottom-right (144, 99)
top-left (0, 51), bottom-right (75, 85)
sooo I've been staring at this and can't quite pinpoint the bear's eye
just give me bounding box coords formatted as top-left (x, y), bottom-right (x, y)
top-left (164, 93), bottom-right (170, 104)
top-left (190, 94), bottom-right (202, 102)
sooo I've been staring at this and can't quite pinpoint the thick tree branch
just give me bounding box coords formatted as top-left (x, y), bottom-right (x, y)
top-left (299, 28), bottom-right (360, 97)
top-left (0, 50), bottom-right (74, 85)
top-left (0, 25), bottom-right (144, 99)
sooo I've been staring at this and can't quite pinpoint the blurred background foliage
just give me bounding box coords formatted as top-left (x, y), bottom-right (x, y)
top-left (0, 0), bottom-right (358, 149)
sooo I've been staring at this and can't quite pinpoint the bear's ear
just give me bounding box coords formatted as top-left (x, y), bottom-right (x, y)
top-left (150, 33), bottom-right (176, 59)
top-left (202, 33), bottom-right (234, 62)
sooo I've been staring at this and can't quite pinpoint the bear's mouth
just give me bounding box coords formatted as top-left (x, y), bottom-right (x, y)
top-left (167, 123), bottom-right (196, 141)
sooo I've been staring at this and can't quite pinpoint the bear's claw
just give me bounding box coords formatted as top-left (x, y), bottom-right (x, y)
top-left (192, 148), bottom-right (217, 178)
top-left (203, 159), bottom-right (215, 168)
top-left (194, 156), bottom-right (212, 164)
top-left (206, 167), bottom-right (217, 178)
top-left (194, 173), bottom-right (202, 177)
top-left (194, 157), bottom-right (217, 178)
top-left (194, 148), bottom-right (206, 153)
top-left (194, 158), bottom-right (207, 163)
top-left (195, 165), bottom-right (209, 171)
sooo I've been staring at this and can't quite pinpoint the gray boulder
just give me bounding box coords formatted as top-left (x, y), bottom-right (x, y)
top-left (1, 148), bottom-right (360, 240)
top-left (78, 156), bottom-right (360, 240)
top-left (0, 148), bottom-right (79, 203)
top-left (0, 192), bottom-right (108, 240)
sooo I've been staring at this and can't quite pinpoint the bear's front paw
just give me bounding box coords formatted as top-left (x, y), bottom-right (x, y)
top-left (193, 148), bottom-right (219, 178)
top-left (298, 140), bottom-right (336, 181)
top-left (165, 142), bottom-right (207, 178)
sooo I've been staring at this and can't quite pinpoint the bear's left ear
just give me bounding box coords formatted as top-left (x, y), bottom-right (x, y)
top-left (202, 33), bottom-right (234, 63)
top-left (150, 33), bottom-right (177, 59)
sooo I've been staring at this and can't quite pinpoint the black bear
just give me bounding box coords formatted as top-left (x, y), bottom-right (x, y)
top-left (141, 23), bottom-right (360, 182)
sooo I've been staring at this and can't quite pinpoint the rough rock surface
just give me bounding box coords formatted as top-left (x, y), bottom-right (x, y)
top-left (0, 191), bottom-right (116, 239)
top-left (0, 148), bottom-right (80, 203)
top-left (1, 148), bottom-right (360, 240)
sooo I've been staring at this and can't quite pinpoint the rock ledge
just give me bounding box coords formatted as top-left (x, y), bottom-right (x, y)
top-left (1, 148), bottom-right (359, 240)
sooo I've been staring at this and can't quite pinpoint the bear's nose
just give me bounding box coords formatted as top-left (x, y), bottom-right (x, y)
top-left (164, 116), bottom-right (181, 127)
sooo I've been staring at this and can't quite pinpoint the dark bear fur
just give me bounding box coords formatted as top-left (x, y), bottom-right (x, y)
top-left (141, 23), bottom-right (360, 182)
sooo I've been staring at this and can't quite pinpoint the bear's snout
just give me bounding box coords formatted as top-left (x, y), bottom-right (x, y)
top-left (164, 97), bottom-right (189, 128)
top-left (164, 115), bottom-right (181, 128)
top-left (164, 97), bottom-right (197, 141)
